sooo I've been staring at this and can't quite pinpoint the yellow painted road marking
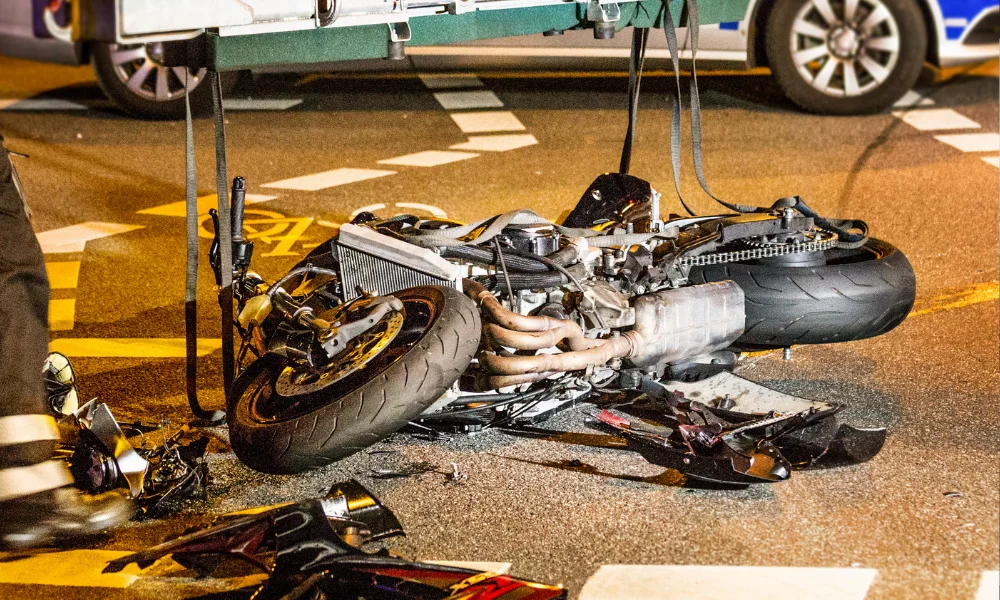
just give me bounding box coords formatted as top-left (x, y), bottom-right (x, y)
top-left (137, 193), bottom-right (277, 217)
top-left (45, 261), bottom-right (80, 289)
top-left (909, 281), bottom-right (999, 317)
top-left (48, 298), bottom-right (76, 331)
top-left (0, 549), bottom-right (146, 588)
top-left (49, 338), bottom-right (222, 358)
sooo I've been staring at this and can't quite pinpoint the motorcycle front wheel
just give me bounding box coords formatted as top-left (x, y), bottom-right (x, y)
top-left (228, 286), bottom-right (481, 474)
top-left (688, 238), bottom-right (916, 350)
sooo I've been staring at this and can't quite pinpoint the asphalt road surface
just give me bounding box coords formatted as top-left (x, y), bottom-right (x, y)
top-left (0, 55), bottom-right (997, 600)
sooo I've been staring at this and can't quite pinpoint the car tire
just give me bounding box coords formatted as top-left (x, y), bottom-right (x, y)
top-left (91, 42), bottom-right (237, 120)
top-left (765, 0), bottom-right (927, 114)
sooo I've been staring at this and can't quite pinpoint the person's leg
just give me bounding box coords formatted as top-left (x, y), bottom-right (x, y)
top-left (0, 136), bottom-right (131, 548)
top-left (0, 136), bottom-right (69, 499)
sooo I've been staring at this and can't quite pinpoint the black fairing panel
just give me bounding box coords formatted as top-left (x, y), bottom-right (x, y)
top-left (563, 173), bottom-right (653, 228)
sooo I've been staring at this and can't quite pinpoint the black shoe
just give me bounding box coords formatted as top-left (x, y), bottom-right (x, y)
top-left (0, 487), bottom-right (133, 550)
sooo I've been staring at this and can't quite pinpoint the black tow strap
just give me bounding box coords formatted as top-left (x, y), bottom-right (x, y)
top-left (654, 0), bottom-right (868, 244)
top-left (183, 72), bottom-right (230, 426)
top-left (619, 26), bottom-right (649, 175)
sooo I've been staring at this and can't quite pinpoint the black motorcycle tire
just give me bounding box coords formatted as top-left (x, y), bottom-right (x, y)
top-left (228, 286), bottom-right (481, 474)
top-left (688, 238), bottom-right (915, 350)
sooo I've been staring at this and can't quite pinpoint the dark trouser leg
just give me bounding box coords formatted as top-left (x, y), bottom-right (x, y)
top-left (0, 135), bottom-right (70, 502)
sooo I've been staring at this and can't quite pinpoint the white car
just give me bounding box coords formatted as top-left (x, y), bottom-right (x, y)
top-left (1, 0), bottom-right (996, 117)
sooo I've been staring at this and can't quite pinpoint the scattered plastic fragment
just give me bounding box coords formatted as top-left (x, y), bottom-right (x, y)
top-left (590, 373), bottom-right (886, 486)
top-left (370, 461), bottom-right (439, 479)
top-left (448, 462), bottom-right (468, 483)
top-left (58, 398), bottom-right (211, 518)
top-left (104, 480), bottom-right (565, 599)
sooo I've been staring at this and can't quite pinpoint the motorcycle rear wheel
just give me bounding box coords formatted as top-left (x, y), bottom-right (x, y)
top-left (688, 238), bottom-right (915, 350)
top-left (228, 286), bottom-right (480, 474)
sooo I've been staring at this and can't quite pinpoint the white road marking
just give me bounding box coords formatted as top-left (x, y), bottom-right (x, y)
top-left (981, 156), bottom-right (999, 167)
top-left (378, 150), bottom-right (479, 167)
top-left (37, 222), bottom-right (145, 254)
top-left (0, 98), bottom-right (87, 111)
top-left (350, 203), bottom-right (387, 219)
top-left (0, 549), bottom-right (145, 588)
top-left (450, 111), bottom-right (526, 133)
top-left (975, 571), bottom-right (1000, 600)
top-left (433, 90), bottom-right (504, 110)
top-left (222, 98), bottom-right (303, 110)
top-left (892, 108), bottom-right (981, 131)
top-left (396, 202), bottom-right (448, 217)
top-left (451, 134), bottom-right (538, 152)
top-left (425, 561), bottom-right (512, 574)
top-left (138, 193), bottom-right (277, 217)
top-left (49, 338), bottom-right (222, 358)
top-left (934, 133), bottom-right (1000, 152)
top-left (578, 565), bottom-right (876, 600)
top-left (418, 73), bottom-right (485, 89)
top-left (893, 90), bottom-right (935, 108)
top-left (262, 168), bottom-right (396, 191)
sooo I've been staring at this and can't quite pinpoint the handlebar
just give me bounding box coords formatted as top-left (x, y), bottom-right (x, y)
top-left (230, 176), bottom-right (246, 243)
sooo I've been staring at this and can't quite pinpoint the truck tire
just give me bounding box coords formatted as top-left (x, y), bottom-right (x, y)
top-left (688, 238), bottom-right (915, 349)
top-left (228, 286), bottom-right (480, 474)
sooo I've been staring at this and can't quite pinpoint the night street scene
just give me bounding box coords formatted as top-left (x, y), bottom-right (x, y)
top-left (0, 0), bottom-right (997, 598)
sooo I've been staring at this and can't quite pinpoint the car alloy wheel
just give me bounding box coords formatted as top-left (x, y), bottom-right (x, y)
top-left (107, 43), bottom-right (207, 102)
top-left (789, 0), bottom-right (901, 97)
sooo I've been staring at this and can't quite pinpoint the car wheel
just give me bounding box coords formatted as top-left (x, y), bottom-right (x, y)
top-left (765, 0), bottom-right (927, 114)
top-left (91, 42), bottom-right (232, 120)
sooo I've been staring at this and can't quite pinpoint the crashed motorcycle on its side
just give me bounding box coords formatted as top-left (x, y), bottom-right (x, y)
top-left (207, 170), bottom-right (915, 482)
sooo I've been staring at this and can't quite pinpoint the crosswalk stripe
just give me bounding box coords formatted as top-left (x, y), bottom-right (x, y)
top-left (378, 150), bottom-right (479, 167)
top-left (222, 98), bottom-right (303, 111)
top-left (45, 261), bottom-right (81, 289)
top-left (450, 134), bottom-right (538, 152)
top-left (934, 133), bottom-right (1000, 153)
top-left (418, 73), bottom-right (486, 89)
top-left (36, 222), bottom-right (144, 254)
top-left (138, 193), bottom-right (277, 217)
top-left (892, 108), bottom-right (981, 131)
top-left (433, 90), bottom-right (504, 110)
top-left (262, 168), bottom-right (396, 191)
top-left (0, 98), bottom-right (87, 111)
top-left (0, 549), bottom-right (145, 588)
top-left (981, 156), bottom-right (999, 167)
top-left (975, 571), bottom-right (1000, 600)
top-left (892, 89), bottom-right (934, 108)
top-left (578, 565), bottom-right (877, 600)
top-left (49, 338), bottom-right (221, 358)
top-left (450, 111), bottom-right (526, 133)
top-left (48, 298), bottom-right (76, 331)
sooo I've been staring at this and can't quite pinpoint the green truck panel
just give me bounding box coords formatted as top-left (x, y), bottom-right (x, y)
top-left (209, 0), bottom-right (749, 71)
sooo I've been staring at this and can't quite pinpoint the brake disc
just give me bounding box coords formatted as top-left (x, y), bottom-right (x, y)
top-left (275, 300), bottom-right (403, 397)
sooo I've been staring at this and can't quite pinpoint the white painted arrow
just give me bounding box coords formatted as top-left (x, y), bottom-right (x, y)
top-left (36, 222), bottom-right (145, 254)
